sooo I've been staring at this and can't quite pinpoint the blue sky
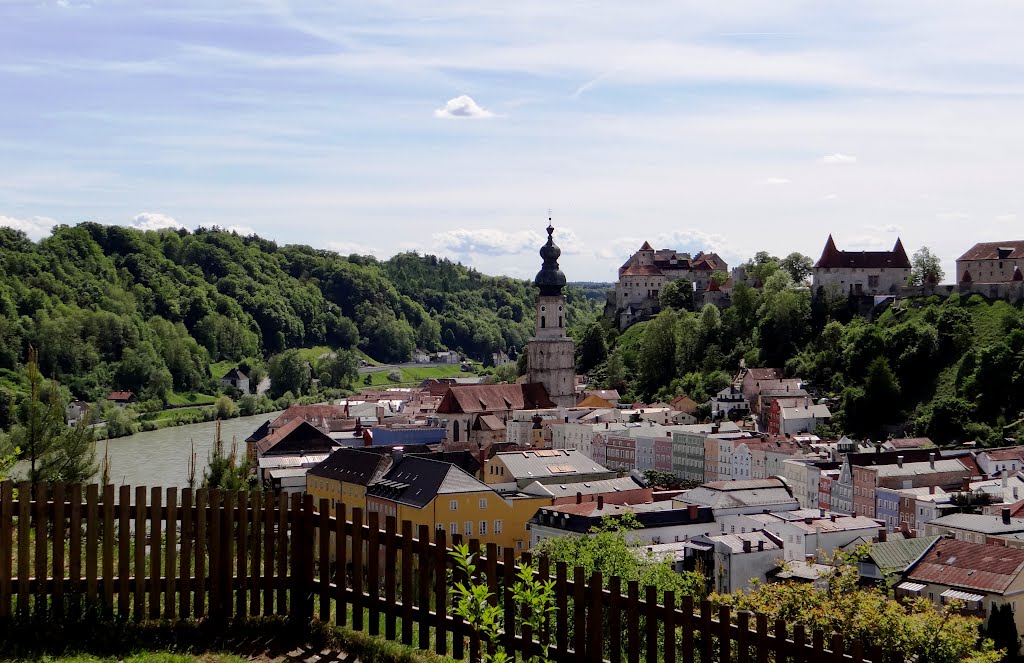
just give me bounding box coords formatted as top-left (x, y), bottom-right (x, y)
top-left (1, 1), bottom-right (1023, 281)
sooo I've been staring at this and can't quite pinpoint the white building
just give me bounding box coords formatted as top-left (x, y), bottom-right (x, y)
top-left (778, 404), bottom-right (832, 435)
top-left (812, 235), bottom-right (912, 298)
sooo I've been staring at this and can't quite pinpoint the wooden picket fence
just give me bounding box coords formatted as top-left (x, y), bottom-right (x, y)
top-left (0, 481), bottom-right (898, 663)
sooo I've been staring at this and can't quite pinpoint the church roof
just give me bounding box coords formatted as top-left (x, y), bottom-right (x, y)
top-left (814, 235), bottom-right (911, 270)
top-left (640, 241), bottom-right (654, 251)
top-left (534, 224), bottom-right (566, 295)
top-left (436, 384), bottom-right (555, 414)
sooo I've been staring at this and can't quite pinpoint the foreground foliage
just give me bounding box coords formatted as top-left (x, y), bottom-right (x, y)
top-left (709, 553), bottom-right (1002, 663)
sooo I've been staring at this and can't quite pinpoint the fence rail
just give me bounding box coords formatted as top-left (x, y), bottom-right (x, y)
top-left (0, 481), bottom-right (896, 663)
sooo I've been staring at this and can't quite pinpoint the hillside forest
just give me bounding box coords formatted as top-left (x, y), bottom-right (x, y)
top-left (0, 223), bottom-right (1019, 447)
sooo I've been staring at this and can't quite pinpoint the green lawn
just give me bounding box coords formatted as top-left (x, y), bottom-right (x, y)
top-left (146, 406), bottom-right (209, 422)
top-left (208, 360), bottom-right (237, 381)
top-left (167, 391), bottom-right (218, 407)
top-left (361, 363), bottom-right (479, 386)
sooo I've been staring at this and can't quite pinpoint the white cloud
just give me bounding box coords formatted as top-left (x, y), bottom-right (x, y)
top-left (996, 214), bottom-right (1018, 223)
top-left (936, 211), bottom-right (969, 221)
top-left (327, 240), bottom-right (379, 256)
top-left (820, 153), bottom-right (857, 165)
top-left (0, 214), bottom-right (57, 239)
top-left (433, 95), bottom-right (495, 119)
top-left (434, 228), bottom-right (544, 256)
top-left (821, 193), bottom-right (838, 201)
top-left (129, 212), bottom-right (184, 231)
top-left (760, 177), bottom-right (791, 185)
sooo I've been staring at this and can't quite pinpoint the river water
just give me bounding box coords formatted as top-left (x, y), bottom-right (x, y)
top-left (12, 412), bottom-right (281, 490)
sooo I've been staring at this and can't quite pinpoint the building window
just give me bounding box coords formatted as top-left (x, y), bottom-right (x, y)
top-left (451, 522), bottom-right (458, 536)
top-left (465, 522), bottom-right (473, 536)
top-left (479, 498), bottom-right (488, 509)
top-left (516, 541), bottom-right (524, 550)
top-left (494, 520), bottom-right (503, 534)
top-left (479, 521), bottom-right (487, 535)
top-left (450, 500), bottom-right (458, 511)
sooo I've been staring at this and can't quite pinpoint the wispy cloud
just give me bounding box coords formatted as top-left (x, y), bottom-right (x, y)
top-left (820, 153), bottom-right (857, 165)
top-left (761, 177), bottom-right (791, 185)
top-left (434, 95), bottom-right (495, 119)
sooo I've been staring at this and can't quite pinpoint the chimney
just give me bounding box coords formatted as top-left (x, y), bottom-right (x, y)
top-left (605, 422), bottom-right (609, 429)
top-left (758, 540), bottom-right (764, 551)
top-left (687, 504), bottom-right (699, 520)
top-left (961, 477), bottom-right (971, 492)
top-left (712, 425), bottom-right (720, 434)
top-left (897, 455), bottom-right (904, 468)
top-left (804, 516), bottom-right (813, 525)
top-left (1003, 507), bottom-right (1012, 525)
top-left (929, 485), bottom-right (935, 494)
top-left (900, 521), bottom-right (910, 534)
top-left (929, 453), bottom-right (935, 470)
top-left (819, 508), bottom-right (826, 518)
top-left (392, 446), bottom-right (404, 463)
top-left (597, 495), bottom-right (604, 509)
top-left (830, 514), bottom-right (837, 522)
top-left (878, 529), bottom-right (887, 542)
top-left (576, 492), bottom-right (582, 504)
top-left (743, 540), bottom-right (751, 553)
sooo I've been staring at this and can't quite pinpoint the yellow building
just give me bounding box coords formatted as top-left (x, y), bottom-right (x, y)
top-left (306, 448), bottom-right (389, 519)
top-left (483, 449), bottom-right (617, 489)
top-left (366, 452), bottom-right (550, 556)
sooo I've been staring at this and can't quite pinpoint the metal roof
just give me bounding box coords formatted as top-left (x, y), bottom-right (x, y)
top-left (897, 581), bottom-right (926, 592)
top-left (495, 449), bottom-right (610, 479)
top-left (866, 536), bottom-right (940, 574)
top-left (929, 512), bottom-right (1024, 535)
top-left (941, 589), bottom-right (985, 602)
top-left (874, 458), bottom-right (968, 478)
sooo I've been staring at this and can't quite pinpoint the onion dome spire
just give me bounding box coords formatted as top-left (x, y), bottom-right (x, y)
top-left (534, 220), bottom-right (567, 296)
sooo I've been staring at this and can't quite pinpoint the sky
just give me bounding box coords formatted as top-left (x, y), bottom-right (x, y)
top-left (1, 1), bottom-right (1023, 282)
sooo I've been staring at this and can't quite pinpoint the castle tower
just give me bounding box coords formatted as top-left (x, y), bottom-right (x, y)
top-left (527, 224), bottom-right (576, 408)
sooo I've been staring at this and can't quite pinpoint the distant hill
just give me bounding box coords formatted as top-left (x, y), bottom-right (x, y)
top-left (0, 224), bottom-right (594, 414)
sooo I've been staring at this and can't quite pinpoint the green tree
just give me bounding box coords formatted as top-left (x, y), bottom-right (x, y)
top-left (780, 252), bottom-right (814, 284)
top-left (637, 310), bottom-right (678, 398)
top-left (315, 350), bottom-right (359, 389)
top-left (10, 348), bottom-right (97, 482)
top-left (577, 322), bottom-right (609, 373)
top-left (202, 423), bottom-right (254, 490)
top-left (910, 246), bottom-right (945, 285)
top-left (659, 279), bottom-right (694, 311)
top-left (214, 395), bottom-right (239, 420)
top-left (985, 602), bottom-right (1019, 663)
top-left (268, 349), bottom-right (312, 398)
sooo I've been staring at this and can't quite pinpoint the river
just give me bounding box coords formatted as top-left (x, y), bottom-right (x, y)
top-left (12, 412), bottom-right (281, 490)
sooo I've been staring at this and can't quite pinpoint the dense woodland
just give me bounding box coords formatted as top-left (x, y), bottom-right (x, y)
top-left (0, 223), bottom-right (595, 431)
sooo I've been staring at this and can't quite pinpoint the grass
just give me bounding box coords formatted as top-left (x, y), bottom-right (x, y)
top-left (360, 363), bottom-right (479, 387)
top-left (0, 616), bottom-right (457, 663)
top-left (208, 361), bottom-right (237, 381)
top-left (146, 406), bottom-right (211, 422)
top-left (167, 392), bottom-right (219, 407)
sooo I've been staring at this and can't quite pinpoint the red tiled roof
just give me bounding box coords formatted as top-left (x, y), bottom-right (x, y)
top-left (436, 384), bottom-right (554, 414)
top-left (957, 241), bottom-right (1024, 262)
top-left (108, 391), bottom-right (136, 401)
top-left (814, 235), bottom-right (911, 269)
top-left (707, 280), bottom-right (721, 292)
top-left (256, 418), bottom-right (337, 456)
top-left (640, 241), bottom-right (654, 251)
top-left (906, 538), bottom-right (1024, 594)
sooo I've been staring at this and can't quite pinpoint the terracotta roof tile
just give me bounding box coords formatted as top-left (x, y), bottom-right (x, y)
top-left (906, 538), bottom-right (1024, 594)
top-left (436, 384), bottom-right (554, 414)
top-left (814, 235), bottom-right (911, 269)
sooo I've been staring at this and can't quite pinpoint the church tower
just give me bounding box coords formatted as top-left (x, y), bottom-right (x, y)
top-left (527, 224), bottom-right (576, 408)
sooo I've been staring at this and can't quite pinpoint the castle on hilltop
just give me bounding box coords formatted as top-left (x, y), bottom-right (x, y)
top-left (610, 242), bottom-right (728, 328)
